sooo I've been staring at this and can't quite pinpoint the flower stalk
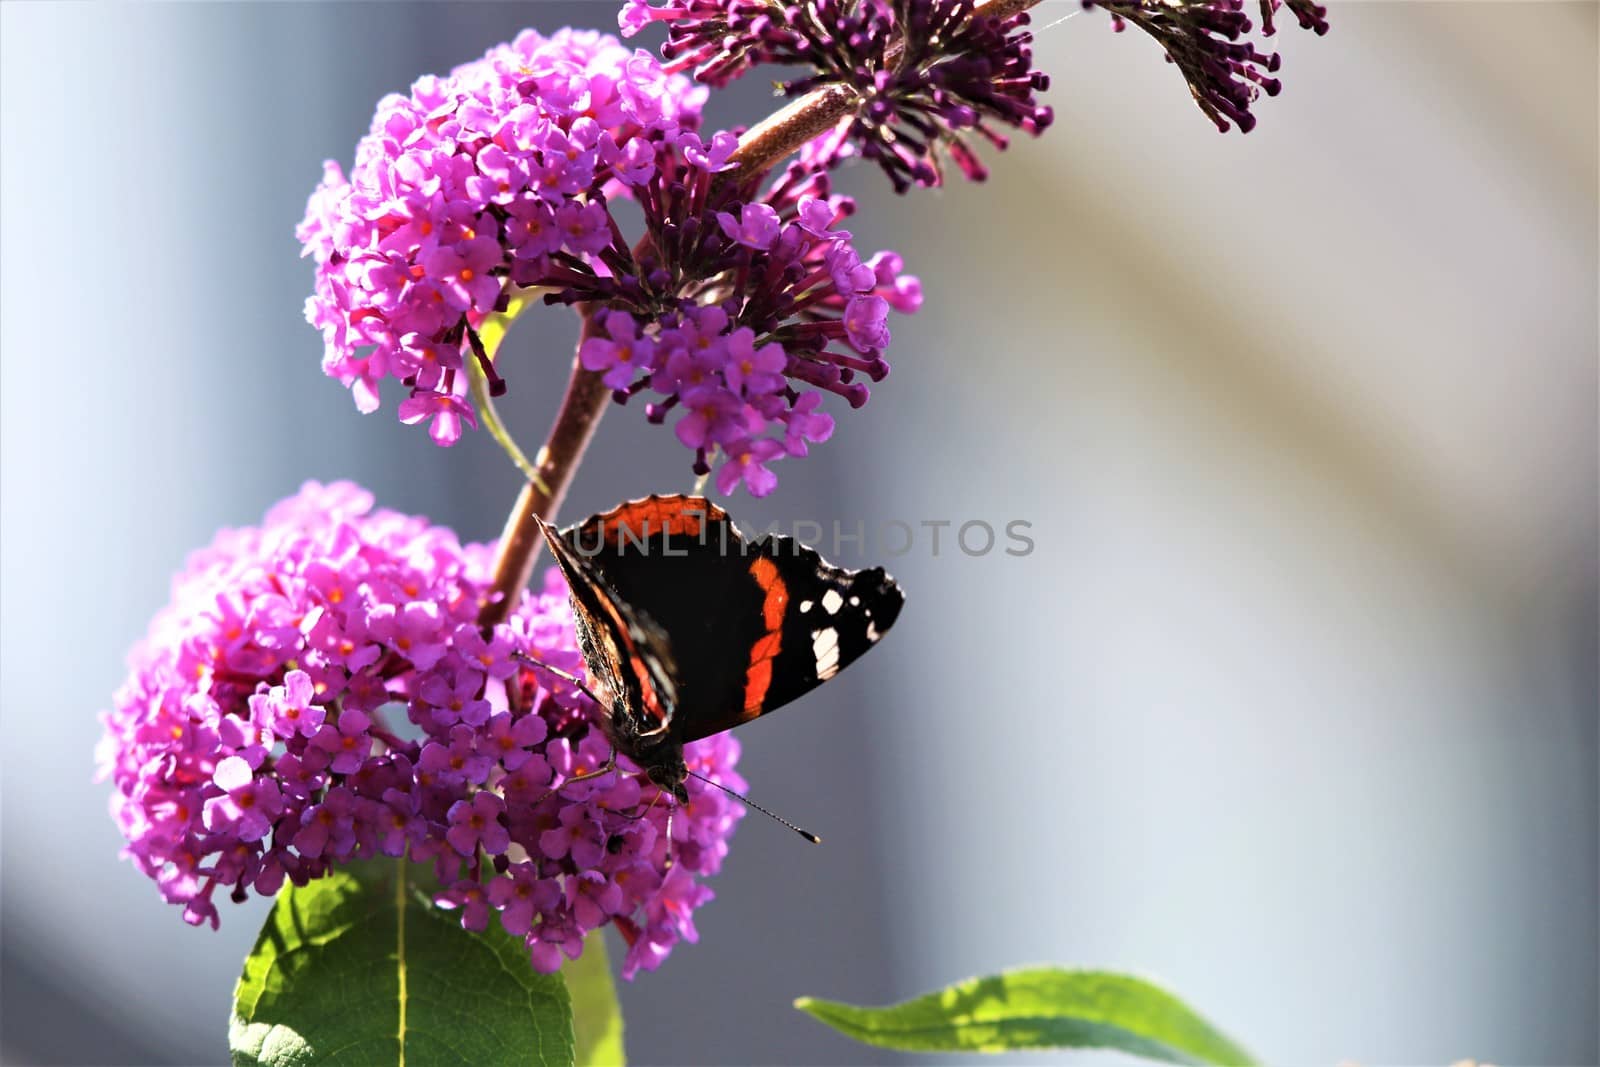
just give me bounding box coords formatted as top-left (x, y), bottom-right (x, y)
top-left (468, 287), bottom-right (552, 487)
top-left (479, 312), bottom-right (612, 627)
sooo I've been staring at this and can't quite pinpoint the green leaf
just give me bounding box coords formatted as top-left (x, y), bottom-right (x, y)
top-left (795, 967), bottom-right (1256, 1065)
top-left (565, 933), bottom-right (626, 1067)
top-left (230, 859), bottom-right (574, 1067)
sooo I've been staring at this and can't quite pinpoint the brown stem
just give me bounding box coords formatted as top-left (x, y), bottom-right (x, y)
top-left (979, 0), bottom-right (1049, 22)
top-left (477, 0), bottom-right (1048, 623)
top-left (729, 84), bottom-right (857, 178)
top-left (478, 313), bottom-right (610, 627)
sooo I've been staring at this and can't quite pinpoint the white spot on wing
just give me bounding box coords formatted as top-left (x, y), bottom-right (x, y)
top-left (812, 627), bottom-right (841, 679)
top-left (821, 589), bottom-right (844, 615)
top-left (799, 599), bottom-right (813, 613)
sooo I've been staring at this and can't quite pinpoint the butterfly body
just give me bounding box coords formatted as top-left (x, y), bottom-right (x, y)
top-left (534, 494), bottom-right (904, 804)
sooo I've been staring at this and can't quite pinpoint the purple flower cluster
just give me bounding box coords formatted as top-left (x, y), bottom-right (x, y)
top-left (97, 482), bottom-right (742, 978)
top-left (297, 28), bottom-right (918, 493)
top-left (1086, 0), bottom-right (1329, 133)
top-left (620, 0), bottom-right (1053, 191)
top-left (548, 134), bottom-right (922, 495)
top-left (297, 29), bottom-right (706, 444)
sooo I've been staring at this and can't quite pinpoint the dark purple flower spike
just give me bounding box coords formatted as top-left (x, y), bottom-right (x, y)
top-left (621, 0), bottom-right (1053, 192)
top-left (1084, 0), bottom-right (1328, 133)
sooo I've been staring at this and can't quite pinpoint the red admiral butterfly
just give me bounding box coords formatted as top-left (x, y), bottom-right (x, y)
top-left (522, 494), bottom-right (904, 840)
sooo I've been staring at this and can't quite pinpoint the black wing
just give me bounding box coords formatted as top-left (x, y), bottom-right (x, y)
top-left (560, 494), bottom-right (904, 745)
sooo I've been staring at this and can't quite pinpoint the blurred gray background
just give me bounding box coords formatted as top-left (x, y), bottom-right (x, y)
top-left (2, 2), bottom-right (1595, 1064)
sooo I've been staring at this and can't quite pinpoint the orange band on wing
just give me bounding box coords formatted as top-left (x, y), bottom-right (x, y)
top-left (741, 557), bottom-right (789, 718)
top-left (742, 658), bottom-right (773, 714)
top-left (590, 496), bottom-right (728, 545)
top-left (750, 556), bottom-right (787, 630)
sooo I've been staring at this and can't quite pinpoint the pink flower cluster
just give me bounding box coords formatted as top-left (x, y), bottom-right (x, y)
top-left (297, 29), bottom-right (706, 444)
top-left (97, 482), bottom-right (742, 977)
top-left (298, 30), bottom-right (923, 495)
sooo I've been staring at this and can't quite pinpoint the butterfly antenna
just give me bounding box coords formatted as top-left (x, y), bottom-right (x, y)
top-left (685, 769), bottom-right (821, 844)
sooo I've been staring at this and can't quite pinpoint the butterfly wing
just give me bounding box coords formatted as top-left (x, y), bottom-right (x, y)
top-left (560, 495), bottom-right (904, 745)
top-left (536, 515), bottom-right (679, 742)
top-left (700, 535), bottom-right (904, 744)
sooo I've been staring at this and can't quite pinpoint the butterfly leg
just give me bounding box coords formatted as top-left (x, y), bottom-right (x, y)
top-left (527, 746), bottom-right (623, 810)
top-left (608, 786), bottom-right (664, 823)
top-left (512, 650), bottom-right (609, 709)
top-left (560, 749), bottom-right (620, 788)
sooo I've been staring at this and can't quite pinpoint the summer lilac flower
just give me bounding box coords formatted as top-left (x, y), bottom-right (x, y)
top-left (376, 786), bottom-right (426, 856)
top-left (717, 203), bottom-right (782, 250)
top-left (490, 861), bottom-right (560, 936)
top-left (252, 670), bottom-right (324, 739)
top-left (309, 708), bottom-right (374, 775)
top-left (436, 879), bottom-right (493, 931)
top-left (417, 668), bottom-right (492, 730)
top-left (869, 251), bottom-right (924, 313)
top-left (536, 134), bottom-right (921, 495)
top-left (782, 391), bottom-right (835, 456)
top-left (484, 711), bottom-right (548, 772)
top-left (418, 737), bottom-right (474, 791)
top-left (204, 756), bottom-right (282, 843)
top-left (299, 30), bottom-right (707, 442)
top-left (540, 804), bottom-right (608, 870)
top-left (621, 0), bottom-right (1053, 190)
top-left (453, 624), bottom-right (520, 681)
top-left (399, 385), bottom-right (481, 447)
top-left (1085, 0), bottom-right (1329, 132)
top-left (570, 870), bottom-right (626, 928)
top-left (796, 195), bottom-right (840, 237)
top-left (295, 786), bottom-right (361, 861)
top-left (447, 792), bottom-right (511, 857)
top-left (367, 601), bottom-right (450, 671)
top-left (716, 438), bottom-right (785, 497)
top-left (674, 386), bottom-right (747, 451)
top-left (722, 333), bottom-right (787, 395)
top-left (580, 311), bottom-right (658, 391)
top-left (843, 295), bottom-right (891, 353)
top-left (98, 481), bottom-right (741, 975)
